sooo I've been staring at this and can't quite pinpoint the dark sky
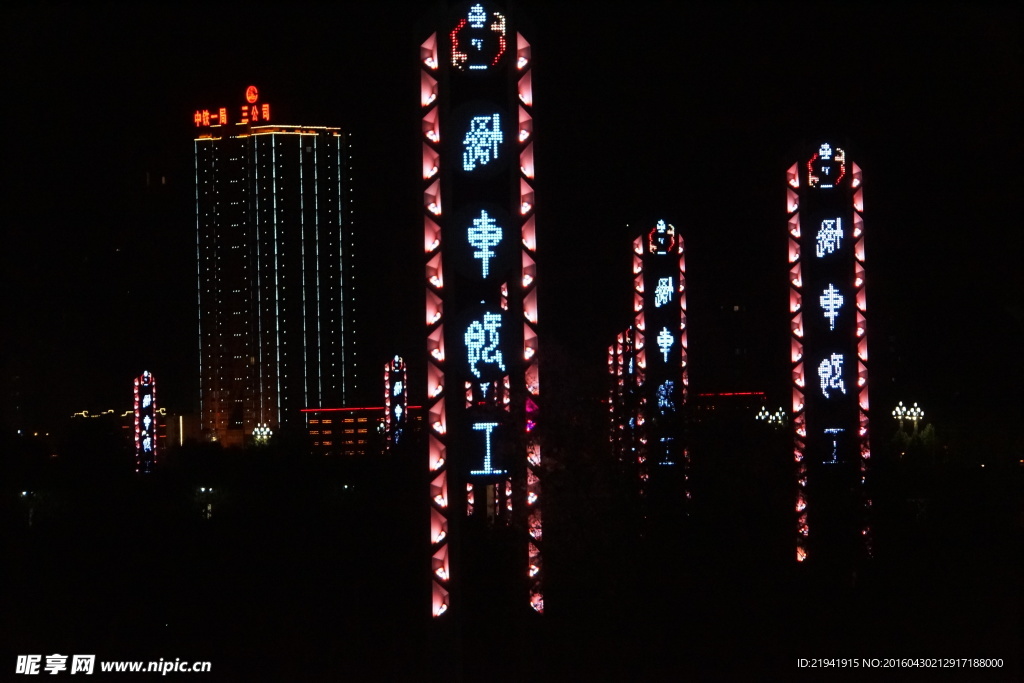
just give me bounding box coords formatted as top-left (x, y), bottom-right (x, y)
top-left (4, 3), bottom-right (1020, 437)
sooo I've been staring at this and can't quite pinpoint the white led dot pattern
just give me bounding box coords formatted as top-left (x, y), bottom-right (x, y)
top-left (462, 114), bottom-right (503, 171)
top-left (816, 218), bottom-right (843, 257)
top-left (465, 312), bottom-right (506, 378)
top-left (820, 284), bottom-right (844, 330)
top-left (657, 380), bottom-right (676, 414)
top-left (467, 210), bottom-right (503, 277)
top-left (817, 353), bottom-right (846, 398)
top-left (470, 422), bottom-right (507, 475)
top-left (823, 427), bottom-right (845, 464)
top-left (654, 277), bottom-right (673, 308)
top-left (656, 327), bottom-right (674, 362)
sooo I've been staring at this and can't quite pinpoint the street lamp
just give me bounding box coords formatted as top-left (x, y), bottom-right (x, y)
top-left (253, 423), bottom-right (273, 444)
top-left (892, 401), bottom-right (924, 428)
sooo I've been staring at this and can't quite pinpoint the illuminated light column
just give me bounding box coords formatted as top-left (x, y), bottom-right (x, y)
top-left (787, 141), bottom-right (871, 564)
top-left (630, 222), bottom-right (689, 502)
top-left (384, 356), bottom-right (409, 452)
top-left (422, 1), bottom-right (542, 619)
top-left (608, 327), bottom-right (641, 464)
top-left (134, 371), bottom-right (157, 474)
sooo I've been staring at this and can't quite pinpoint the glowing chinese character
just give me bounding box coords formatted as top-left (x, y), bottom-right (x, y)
top-left (393, 380), bottom-right (404, 396)
top-left (143, 415), bottom-right (152, 430)
top-left (143, 436), bottom-right (152, 452)
top-left (467, 210), bottom-right (502, 277)
top-left (820, 284), bottom-right (844, 330)
top-left (462, 114), bottom-right (503, 171)
top-left (656, 327), bottom-right (674, 362)
top-left (654, 277), bottom-right (673, 308)
top-left (465, 312), bottom-right (506, 378)
top-left (142, 394), bottom-right (152, 408)
top-left (468, 3), bottom-right (486, 27)
top-left (657, 381), bottom-right (676, 413)
top-left (818, 143), bottom-right (833, 160)
top-left (470, 422), bottom-right (506, 475)
top-left (823, 427), bottom-right (844, 464)
top-left (816, 218), bottom-right (843, 257)
top-left (817, 353), bottom-right (846, 398)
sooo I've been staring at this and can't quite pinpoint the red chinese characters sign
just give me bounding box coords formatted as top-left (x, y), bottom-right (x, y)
top-left (194, 85), bottom-right (271, 127)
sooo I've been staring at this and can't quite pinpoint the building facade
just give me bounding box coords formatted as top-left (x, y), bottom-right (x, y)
top-left (194, 86), bottom-right (354, 446)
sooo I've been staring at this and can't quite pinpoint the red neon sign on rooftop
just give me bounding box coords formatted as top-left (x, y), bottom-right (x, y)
top-left (194, 85), bottom-right (271, 127)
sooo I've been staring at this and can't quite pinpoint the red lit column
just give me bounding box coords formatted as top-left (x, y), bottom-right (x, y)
top-left (423, 3), bottom-right (542, 620)
top-left (134, 371), bottom-right (157, 474)
top-left (788, 142), bottom-right (871, 564)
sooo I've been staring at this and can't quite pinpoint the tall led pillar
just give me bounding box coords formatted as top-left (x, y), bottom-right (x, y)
top-left (134, 371), bottom-right (157, 474)
top-left (421, 2), bottom-right (542, 618)
top-left (787, 141), bottom-right (871, 564)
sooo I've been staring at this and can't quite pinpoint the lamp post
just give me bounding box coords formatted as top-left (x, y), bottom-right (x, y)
top-left (892, 401), bottom-right (924, 430)
top-left (253, 423), bottom-right (273, 444)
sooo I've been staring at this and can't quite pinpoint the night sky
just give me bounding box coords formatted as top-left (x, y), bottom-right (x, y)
top-left (5, 3), bottom-right (1020, 440)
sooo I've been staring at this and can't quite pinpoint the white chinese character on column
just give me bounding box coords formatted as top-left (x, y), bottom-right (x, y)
top-left (470, 422), bottom-right (506, 475)
top-left (468, 3), bottom-right (486, 27)
top-left (823, 427), bottom-right (844, 465)
top-left (820, 284), bottom-right (844, 330)
top-left (657, 380), bottom-right (676, 413)
top-left (467, 210), bottom-right (502, 277)
top-left (817, 353), bottom-right (846, 398)
top-left (656, 327), bottom-right (674, 362)
top-left (654, 277), bottom-right (673, 308)
top-left (465, 313), bottom-right (506, 378)
top-left (816, 218), bottom-right (843, 257)
top-left (462, 114), bottom-right (503, 171)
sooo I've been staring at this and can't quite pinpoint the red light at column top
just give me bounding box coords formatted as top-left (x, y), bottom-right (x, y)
top-left (246, 85), bottom-right (259, 103)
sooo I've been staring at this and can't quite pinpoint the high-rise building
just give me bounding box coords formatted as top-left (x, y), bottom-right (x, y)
top-left (786, 140), bottom-right (871, 565)
top-left (194, 86), bottom-right (354, 446)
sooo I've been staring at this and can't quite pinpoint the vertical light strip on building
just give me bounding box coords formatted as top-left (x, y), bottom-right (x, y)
top-left (314, 134), bottom-right (323, 402)
top-left (299, 136), bottom-right (309, 406)
top-left (272, 135), bottom-right (282, 425)
top-left (254, 139), bottom-right (265, 424)
top-left (194, 141), bottom-right (204, 426)
top-left (342, 142), bottom-right (350, 403)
